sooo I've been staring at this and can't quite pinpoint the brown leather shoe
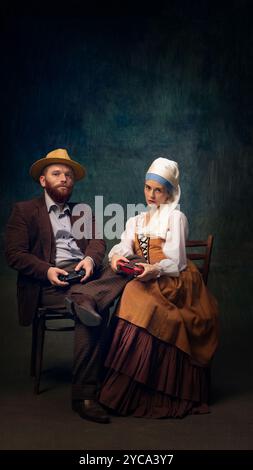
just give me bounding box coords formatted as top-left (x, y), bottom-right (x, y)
top-left (72, 399), bottom-right (111, 424)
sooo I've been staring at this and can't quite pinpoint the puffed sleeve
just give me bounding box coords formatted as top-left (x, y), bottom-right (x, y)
top-left (158, 210), bottom-right (189, 277)
top-left (108, 216), bottom-right (136, 261)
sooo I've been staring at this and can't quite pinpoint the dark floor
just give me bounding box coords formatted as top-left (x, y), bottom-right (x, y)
top-left (0, 268), bottom-right (252, 451)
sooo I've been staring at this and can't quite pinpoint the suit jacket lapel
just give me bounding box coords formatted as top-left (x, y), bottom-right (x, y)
top-left (37, 195), bottom-right (55, 263)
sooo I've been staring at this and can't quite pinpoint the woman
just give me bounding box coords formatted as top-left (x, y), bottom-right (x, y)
top-left (99, 157), bottom-right (219, 418)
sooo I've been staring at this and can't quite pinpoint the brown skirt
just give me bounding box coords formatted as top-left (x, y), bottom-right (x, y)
top-left (116, 259), bottom-right (219, 366)
top-left (99, 319), bottom-right (210, 418)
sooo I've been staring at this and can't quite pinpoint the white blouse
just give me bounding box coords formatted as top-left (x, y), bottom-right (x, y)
top-left (108, 209), bottom-right (189, 277)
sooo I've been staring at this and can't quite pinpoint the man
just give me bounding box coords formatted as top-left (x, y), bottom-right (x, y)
top-left (5, 148), bottom-right (138, 424)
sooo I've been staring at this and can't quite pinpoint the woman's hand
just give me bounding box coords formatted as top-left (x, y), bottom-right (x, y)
top-left (135, 263), bottom-right (161, 282)
top-left (111, 254), bottom-right (129, 272)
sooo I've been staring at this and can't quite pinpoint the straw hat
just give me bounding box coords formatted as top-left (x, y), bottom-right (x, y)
top-left (29, 148), bottom-right (86, 182)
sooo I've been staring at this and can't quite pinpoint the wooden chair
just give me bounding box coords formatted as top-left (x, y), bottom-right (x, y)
top-left (186, 234), bottom-right (214, 401)
top-left (186, 234), bottom-right (214, 285)
top-left (31, 235), bottom-right (214, 394)
top-left (30, 308), bottom-right (75, 394)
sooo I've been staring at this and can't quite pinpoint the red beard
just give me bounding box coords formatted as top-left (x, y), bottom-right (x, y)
top-left (44, 181), bottom-right (73, 204)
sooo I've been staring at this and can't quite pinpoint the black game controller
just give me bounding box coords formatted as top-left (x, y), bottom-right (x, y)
top-left (58, 269), bottom-right (86, 283)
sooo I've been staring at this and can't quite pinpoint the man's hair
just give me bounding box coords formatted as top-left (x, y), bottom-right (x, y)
top-left (41, 166), bottom-right (49, 177)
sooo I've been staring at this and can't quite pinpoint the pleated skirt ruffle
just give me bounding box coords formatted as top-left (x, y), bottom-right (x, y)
top-left (99, 319), bottom-right (210, 418)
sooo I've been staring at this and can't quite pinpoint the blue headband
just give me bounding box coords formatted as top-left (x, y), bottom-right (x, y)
top-left (145, 173), bottom-right (174, 192)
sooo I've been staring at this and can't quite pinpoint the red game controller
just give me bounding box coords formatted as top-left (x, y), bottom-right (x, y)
top-left (116, 260), bottom-right (144, 277)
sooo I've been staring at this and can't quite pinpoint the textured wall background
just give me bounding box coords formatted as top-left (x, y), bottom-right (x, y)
top-left (1, 1), bottom-right (252, 333)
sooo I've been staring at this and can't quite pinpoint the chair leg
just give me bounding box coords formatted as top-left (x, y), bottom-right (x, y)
top-left (34, 316), bottom-right (46, 394)
top-left (207, 366), bottom-right (212, 405)
top-left (30, 317), bottom-right (38, 377)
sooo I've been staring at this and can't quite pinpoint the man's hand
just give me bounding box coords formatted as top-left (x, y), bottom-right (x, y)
top-left (134, 263), bottom-right (161, 282)
top-left (47, 267), bottom-right (69, 287)
top-left (75, 257), bottom-right (94, 282)
top-left (110, 254), bottom-right (129, 272)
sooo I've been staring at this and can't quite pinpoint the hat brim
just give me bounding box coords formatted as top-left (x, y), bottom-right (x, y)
top-left (29, 158), bottom-right (86, 182)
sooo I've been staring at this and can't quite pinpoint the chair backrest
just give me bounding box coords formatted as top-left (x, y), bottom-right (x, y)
top-left (186, 235), bottom-right (214, 285)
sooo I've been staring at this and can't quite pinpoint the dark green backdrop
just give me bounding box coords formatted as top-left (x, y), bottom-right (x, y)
top-left (1, 1), bottom-right (252, 335)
